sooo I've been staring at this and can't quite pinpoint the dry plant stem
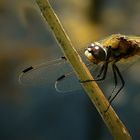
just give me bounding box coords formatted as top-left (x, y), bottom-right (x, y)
top-left (36, 0), bottom-right (132, 140)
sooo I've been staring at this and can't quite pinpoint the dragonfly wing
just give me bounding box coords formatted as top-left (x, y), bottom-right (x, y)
top-left (55, 63), bottom-right (99, 93)
top-left (19, 56), bottom-right (95, 93)
top-left (100, 55), bottom-right (140, 82)
top-left (55, 71), bottom-right (82, 93)
top-left (19, 57), bottom-right (74, 87)
top-left (115, 55), bottom-right (140, 74)
top-left (54, 55), bottom-right (140, 93)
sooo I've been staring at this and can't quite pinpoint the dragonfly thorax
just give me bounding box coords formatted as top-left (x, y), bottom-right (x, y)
top-left (84, 42), bottom-right (107, 64)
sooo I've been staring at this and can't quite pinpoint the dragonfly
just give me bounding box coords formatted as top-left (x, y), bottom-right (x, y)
top-left (19, 34), bottom-right (140, 110)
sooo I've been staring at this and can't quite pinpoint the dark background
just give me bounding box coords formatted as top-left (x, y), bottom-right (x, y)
top-left (0, 0), bottom-right (140, 140)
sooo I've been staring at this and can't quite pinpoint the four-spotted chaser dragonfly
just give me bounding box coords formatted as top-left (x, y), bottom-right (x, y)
top-left (19, 34), bottom-right (140, 107)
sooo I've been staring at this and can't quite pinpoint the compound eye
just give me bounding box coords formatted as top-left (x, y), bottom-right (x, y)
top-left (89, 42), bottom-right (106, 61)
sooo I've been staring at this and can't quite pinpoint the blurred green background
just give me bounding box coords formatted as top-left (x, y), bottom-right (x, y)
top-left (0, 0), bottom-right (140, 140)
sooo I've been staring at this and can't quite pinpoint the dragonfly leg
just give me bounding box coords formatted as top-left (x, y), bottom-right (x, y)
top-left (96, 64), bottom-right (105, 78)
top-left (95, 61), bottom-right (108, 81)
top-left (105, 63), bottom-right (125, 113)
top-left (109, 64), bottom-right (125, 104)
top-left (80, 46), bottom-right (112, 83)
top-left (80, 61), bottom-right (108, 83)
top-left (107, 63), bottom-right (118, 101)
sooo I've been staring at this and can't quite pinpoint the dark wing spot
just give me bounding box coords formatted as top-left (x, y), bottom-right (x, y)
top-left (22, 66), bottom-right (33, 73)
top-left (56, 75), bottom-right (65, 81)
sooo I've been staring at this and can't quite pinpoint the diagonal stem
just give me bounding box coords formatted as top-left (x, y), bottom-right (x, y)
top-left (36, 0), bottom-right (132, 140)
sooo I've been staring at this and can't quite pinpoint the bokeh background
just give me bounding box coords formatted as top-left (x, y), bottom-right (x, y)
top-left (0, 0), bottom-right (140, 140)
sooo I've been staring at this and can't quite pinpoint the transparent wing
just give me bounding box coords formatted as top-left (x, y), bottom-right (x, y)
top-left (19, 57), bottom-right (72, 87)
top-left (55, 63), bottom-right (101, 93)
top-left (54, 71), bottom-right (82, 93)
top-left (113, 55), bottom-right (140, 75)
top-left (49, 55), bottom-right (140, 93)
top-left (54, 59), bottom-right (130, 94)
top-left (19, 55), bottom-right (99, 93)
top-left (19, 43), bottom-right (92, 93)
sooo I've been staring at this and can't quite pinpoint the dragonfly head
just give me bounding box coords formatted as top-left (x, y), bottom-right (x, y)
top-left (84, 42), bottom-right (107, 64)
